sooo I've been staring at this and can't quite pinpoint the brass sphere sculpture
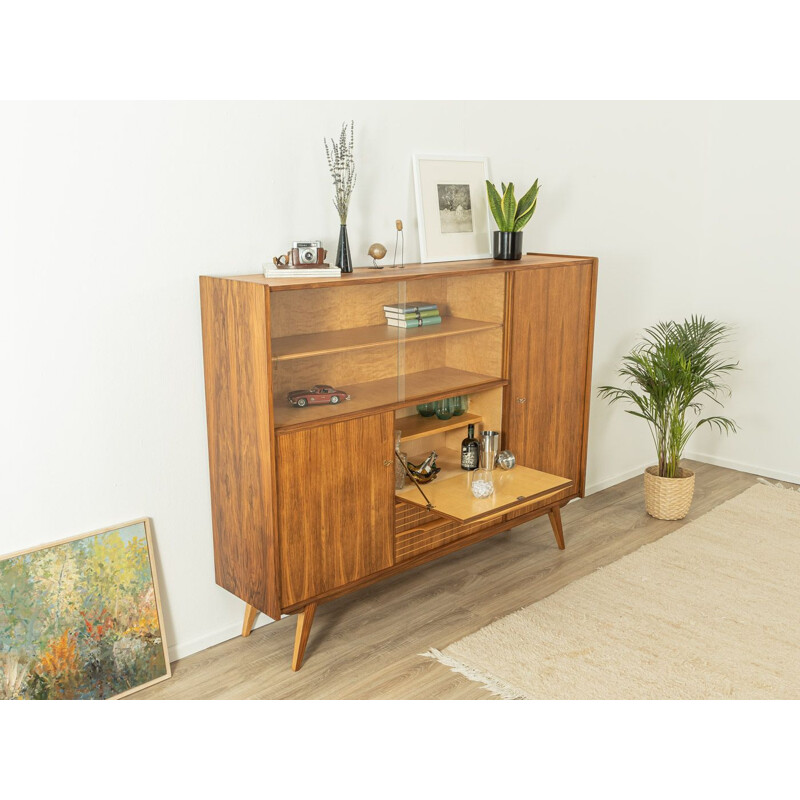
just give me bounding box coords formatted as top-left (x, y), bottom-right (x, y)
top-left (368, 242), bottom-right (387, 269)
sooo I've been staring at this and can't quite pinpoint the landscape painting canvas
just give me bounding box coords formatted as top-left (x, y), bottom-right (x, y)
top-left (0, 518), bottom-right (170, 700)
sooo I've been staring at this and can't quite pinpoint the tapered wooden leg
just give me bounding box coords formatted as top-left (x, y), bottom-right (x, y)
top-left (292, 602), bottom-right (318, 672)
top-left (548, 505), bottom-right (566, 550)
top-left (242, 603), bottom-right (258, 637)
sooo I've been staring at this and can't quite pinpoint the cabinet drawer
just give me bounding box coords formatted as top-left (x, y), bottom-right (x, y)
top-left (395, 503), bottom-right (453, 562)
top-left (394, 503), bottom-right (494, 563)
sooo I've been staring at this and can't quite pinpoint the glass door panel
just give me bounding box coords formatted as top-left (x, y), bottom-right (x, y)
top-left (270, 271), bottom-right (508, 432)
top-left (394, 273), bottom-right (506, 405)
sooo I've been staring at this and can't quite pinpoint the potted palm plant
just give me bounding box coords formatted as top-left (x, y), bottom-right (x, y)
top-left (598, 316), bottom-right (739, 520)
top-left (486, 179), bottom-right (540, 260)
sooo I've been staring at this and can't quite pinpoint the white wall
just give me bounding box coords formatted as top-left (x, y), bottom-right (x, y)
top-left (684, 103), bottom-right (800, 482)
top-left (1, 101), bottom-right (797, 660)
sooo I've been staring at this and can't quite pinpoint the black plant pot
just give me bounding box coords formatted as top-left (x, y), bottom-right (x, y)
top-left (336, 224), bottom-right (352, 273)
top-left (493, 231), bottom-right (523, 261)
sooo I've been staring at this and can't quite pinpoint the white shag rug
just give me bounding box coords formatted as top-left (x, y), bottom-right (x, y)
top-left (424, 482), bottom-right (800, 699)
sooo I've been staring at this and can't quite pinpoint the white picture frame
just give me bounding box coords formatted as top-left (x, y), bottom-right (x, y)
top-left (412, 154), bottom-right (492, 263)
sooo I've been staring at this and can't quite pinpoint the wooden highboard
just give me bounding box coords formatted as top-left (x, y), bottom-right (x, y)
top-left (200, 253), bottom-right (598, 670)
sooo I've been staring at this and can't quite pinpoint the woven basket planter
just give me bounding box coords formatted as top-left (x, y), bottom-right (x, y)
top-left (644, 466), bottom-right (695, 520)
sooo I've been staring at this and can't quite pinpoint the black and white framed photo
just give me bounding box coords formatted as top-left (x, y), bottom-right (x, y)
top-left (412, 154), bottom-right (492, 263)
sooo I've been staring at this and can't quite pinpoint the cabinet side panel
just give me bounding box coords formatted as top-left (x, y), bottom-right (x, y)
top-left (199, 277), bottom-right (281, 619)
top-left (276, 413), bottom-right (394, 607)
top-left (579, 259), bottom-right (599, 495)
top-left (506, 263), bottom-right (596, 495)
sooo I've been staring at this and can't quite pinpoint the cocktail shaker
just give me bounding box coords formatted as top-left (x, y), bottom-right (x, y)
top-left (480, 430), bottom-right (500, 470)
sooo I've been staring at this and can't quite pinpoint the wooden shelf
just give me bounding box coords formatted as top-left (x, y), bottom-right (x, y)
top-left (271, 317), bottom-right (502, 362)
top-left (273, 368), bottom-right (507, 433)
top-left (397, 412), bottom-right (482, 444)
top-left (396, 450), bottom-right (573, 524)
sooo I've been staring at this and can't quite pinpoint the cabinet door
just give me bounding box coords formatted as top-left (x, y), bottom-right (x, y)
top-left (506, 262), bottom-right (597, 497)
top-left (276, 412), bottom-right (395, 608)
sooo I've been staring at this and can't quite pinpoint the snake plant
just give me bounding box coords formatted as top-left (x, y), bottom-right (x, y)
top-left (486, 179), bottom-right (540, 232)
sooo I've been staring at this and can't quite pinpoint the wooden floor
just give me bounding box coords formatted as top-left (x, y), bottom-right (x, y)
top-left (134, 461), bottom-right (782, 700)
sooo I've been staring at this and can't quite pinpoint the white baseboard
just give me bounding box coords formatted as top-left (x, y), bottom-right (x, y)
top-left (584, 463), bottom-right (650, 496)
top-left (586, 454), bottom-right (799, 498)
top-left (683, 451), bottom-right (800, 486)
top-left (168, 613), bottom-right (278, 663)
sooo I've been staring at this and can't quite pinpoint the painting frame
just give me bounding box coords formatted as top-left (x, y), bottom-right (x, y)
top-left (412, 154), bottom-right (492, 263)
top-left (0, 517), bottom-right (171, 700)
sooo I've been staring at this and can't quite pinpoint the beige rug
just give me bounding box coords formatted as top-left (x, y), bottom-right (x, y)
top-left (424, 482), bottom-right (800, 699)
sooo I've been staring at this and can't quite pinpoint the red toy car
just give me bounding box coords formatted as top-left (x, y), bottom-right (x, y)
top-left (287, 384), bottom-right (351, 408)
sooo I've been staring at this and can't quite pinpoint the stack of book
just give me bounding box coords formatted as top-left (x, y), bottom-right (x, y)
top-left (383, 302), bottom-right (442, 328)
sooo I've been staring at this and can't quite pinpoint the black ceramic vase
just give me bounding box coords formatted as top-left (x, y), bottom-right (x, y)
top-left (493, 231), bottom-right (523, 261)
top-left (336, 224), bottom-right (352, 273)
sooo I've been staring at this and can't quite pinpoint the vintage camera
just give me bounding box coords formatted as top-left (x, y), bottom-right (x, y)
top-left (291, 240), bottom-right (327, 267)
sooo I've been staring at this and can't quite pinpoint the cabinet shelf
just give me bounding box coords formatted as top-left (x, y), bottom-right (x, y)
top-left (273, 368), bottom-right (506, 433)
top-left (271, 317), bottom-right (502, 362)
top-left (397, 412), bottom-right (482, 444)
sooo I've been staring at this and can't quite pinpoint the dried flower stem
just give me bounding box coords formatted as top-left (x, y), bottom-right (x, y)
top-left (324, 121), bottom-right (356, 224)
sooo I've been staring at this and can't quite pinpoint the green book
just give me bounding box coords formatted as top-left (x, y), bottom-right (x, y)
top-left (386, 315), bottom-right (443, 328)
top-left (384, 308), bottom-right (440, 320)
top-left (382, 302), bottom-right (438, 314)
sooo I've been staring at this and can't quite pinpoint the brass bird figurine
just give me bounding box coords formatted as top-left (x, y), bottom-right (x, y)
top-left (405, 451), bottom-right (441, 484)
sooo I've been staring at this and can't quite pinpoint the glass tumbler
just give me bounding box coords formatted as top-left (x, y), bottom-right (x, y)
top-left (395, 453), bottom-right (408, 490)
top-left (416, 402), bottom-right (436, 417)
top-left (434, 398), bottom-right (453, 420)
top-left (451, 395), bottom-right (468, 416)
top-left (394, 429), bottom-right (407, 490)
top-left (470, 468), bottom-right (494, 498)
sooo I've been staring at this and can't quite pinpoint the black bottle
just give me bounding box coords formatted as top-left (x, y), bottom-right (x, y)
top-left (461, 423), bottom-right (479, 470)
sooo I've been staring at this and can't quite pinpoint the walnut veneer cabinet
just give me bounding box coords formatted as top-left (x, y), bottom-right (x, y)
top-left (199, 253), bottom-right (598, 670)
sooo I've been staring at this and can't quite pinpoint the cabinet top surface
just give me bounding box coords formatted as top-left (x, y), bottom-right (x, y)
top-left (204, 253), bottom-right (595, 292)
